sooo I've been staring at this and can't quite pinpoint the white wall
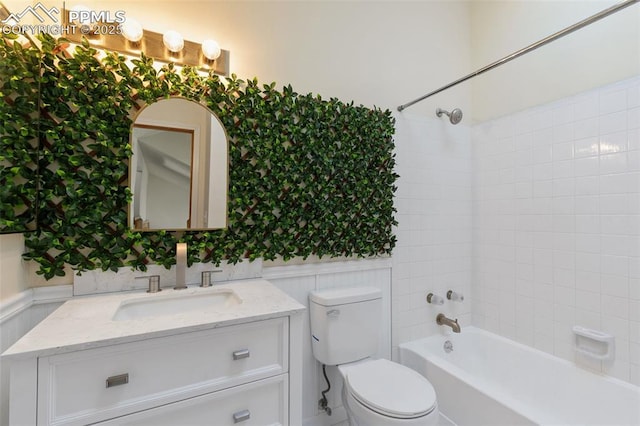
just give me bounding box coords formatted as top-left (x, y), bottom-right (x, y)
top-left (0, 235), bottom-right (28, 302)
top-left (470, 0), bottom-right (640, 122)
top-left (472, 76), bottom-right (640, 385)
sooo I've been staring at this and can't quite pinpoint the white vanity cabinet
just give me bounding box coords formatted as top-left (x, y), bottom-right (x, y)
top-left (3, 280), bottom-right (305, 426)
top-left (37, 318), bottom-right (290, 425)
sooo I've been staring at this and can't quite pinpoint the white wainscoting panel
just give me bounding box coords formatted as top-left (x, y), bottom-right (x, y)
top-left (0, 285), bottom-right (70, 426)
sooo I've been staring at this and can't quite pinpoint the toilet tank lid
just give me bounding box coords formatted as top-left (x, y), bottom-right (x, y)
top-left (309, 287), bottom-right (381, 306)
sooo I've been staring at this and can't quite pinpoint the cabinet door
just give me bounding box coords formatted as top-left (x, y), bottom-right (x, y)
top-left (97, 375), bottom-right (288, 426)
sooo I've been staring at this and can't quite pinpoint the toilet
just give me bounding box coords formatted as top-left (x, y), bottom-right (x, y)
top-left (309, 287), bottom-right (439, 426)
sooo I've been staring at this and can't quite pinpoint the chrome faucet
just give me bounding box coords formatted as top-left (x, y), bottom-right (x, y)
top-left (436, 313), bottom-right (461, 333)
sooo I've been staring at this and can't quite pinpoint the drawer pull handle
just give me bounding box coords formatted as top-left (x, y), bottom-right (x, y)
top-left (233, 409), bottom-right (251, 423)
top-left (232, 349), bottom-right (250, 360)
top-left (106, 373), bottom-right (129, 388)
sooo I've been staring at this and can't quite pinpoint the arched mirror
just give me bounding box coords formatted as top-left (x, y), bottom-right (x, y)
top-left (129, 98), bottom-right (228, 231)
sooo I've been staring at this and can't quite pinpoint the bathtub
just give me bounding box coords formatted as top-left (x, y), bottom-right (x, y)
top-left (399, 327), bottom-right (640, 426)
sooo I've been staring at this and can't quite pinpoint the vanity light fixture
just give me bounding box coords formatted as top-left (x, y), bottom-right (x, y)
top-left (61, 9), bottom-right (230, 76)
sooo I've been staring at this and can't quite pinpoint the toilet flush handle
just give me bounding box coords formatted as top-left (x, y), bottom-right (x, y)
top-left (327, 309), bottom-right (340, 317)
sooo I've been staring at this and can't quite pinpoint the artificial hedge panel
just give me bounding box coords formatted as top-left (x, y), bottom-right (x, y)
top-left (0, 35), bottom-right (41, 232)
top-left (3, 34), bottom-right (397, 279)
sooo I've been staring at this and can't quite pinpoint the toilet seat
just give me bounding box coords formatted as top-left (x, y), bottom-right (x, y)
top-left (343, 359), bottom-right (437, 419)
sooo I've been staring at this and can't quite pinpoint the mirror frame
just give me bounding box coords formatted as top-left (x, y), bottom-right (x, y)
top-left (128, 97), bottom-right (229, 232)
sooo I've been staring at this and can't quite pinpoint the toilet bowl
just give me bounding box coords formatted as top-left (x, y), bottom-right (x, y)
top-left (308, 287), bottom-right (440, 426)
top-left (338, 359), bottom-right (439, 426)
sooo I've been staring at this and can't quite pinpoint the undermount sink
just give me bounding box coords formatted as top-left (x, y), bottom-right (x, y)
top-left (112, 289), bottom-right (242, 321)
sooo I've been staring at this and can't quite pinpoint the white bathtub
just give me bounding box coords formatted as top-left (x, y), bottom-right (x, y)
top-left (399, 327), bottom-right (640, 426)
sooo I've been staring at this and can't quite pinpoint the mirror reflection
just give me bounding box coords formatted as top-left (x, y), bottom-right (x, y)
top-left (129, 98), bottom-right (228, 231)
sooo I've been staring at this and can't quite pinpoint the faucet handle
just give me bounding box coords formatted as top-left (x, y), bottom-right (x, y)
top-left (447, 290), bottom-right (464, 302)
top-left (200, 269), bottom-right (224, 287)
top-left (136, 275), bottom-right (161, 293)
top-left (426, 293), bottom-right (444, 305)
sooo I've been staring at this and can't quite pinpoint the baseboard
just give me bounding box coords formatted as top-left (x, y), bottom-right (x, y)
top-left (0, 290), bottom-right (32, 324)
top-left (0, 285), bottom-right (72, 324)
top-left (31, 285), bottom-right (73, 304)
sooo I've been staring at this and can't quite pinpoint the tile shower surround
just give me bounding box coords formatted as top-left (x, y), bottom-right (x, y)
top-left (472, 76), bottom-right (639, 385)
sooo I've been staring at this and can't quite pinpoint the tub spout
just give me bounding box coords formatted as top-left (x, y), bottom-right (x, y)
top-left (436, 313), bottom-right (461, 333)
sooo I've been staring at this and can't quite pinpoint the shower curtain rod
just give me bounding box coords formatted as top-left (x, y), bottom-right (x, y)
top-left (397, 0), bottom-right (639, 112)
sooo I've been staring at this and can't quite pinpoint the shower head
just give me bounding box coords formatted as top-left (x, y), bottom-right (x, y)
top-left (436, 108), bottom-right (463, 125)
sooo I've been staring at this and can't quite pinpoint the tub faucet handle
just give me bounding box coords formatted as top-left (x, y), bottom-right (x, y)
top-left (447, 290), bottom-right (464, 302)
top-left (426, 293), bottom-right (444, 305)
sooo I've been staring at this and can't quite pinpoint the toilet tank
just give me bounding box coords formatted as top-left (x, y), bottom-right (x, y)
top-left (309, 287), bottom-right (382, 366)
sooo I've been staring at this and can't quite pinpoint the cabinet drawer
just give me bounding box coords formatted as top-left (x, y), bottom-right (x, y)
top-left (37, 317), bottom-right (288, 426)
top-left (98, 374), bottom-right (288, 426)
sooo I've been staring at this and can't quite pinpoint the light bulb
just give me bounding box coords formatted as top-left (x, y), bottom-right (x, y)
top-left (121, 18), bottom-right (143, 43)
top-left (201, 39), bottom-right (221, 60)
top-left (162, 30), bottom-right (184, 53)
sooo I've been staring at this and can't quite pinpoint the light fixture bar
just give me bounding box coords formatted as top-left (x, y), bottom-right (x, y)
top-left (62, 11), bottom-right (229, 76)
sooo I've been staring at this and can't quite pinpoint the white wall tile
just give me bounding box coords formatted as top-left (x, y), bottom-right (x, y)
top-left (574, 137), bottom-right (599, 158)
top-left (574, 196), bottom-right (599, 214)
top-left (599, 194), bottom-right (629, 215)
top-left (472, 77), bottom-right (639, 385)
top-left (575, 290), bottom-right (601, 312)
top-left (574, 95), bottom-right (599, 121)
top-left (600, 153), bottom-right (628, 174)
top-left (393, 113), bottom-right (472, 348)
top-left (600, 131), bottom-right (629, 154)
top-left (575, 176), bottom-right (599, 196)
top-left (599, 88), bottom-right (628, 115)
top-left (599, 111), bottom-right (627, 135)
top-left (629, 128), bottom-right (640, 151)
top-left (574, 157), bottom-right (599, 177)
top-left (628, 108), bottom-right (640, 130)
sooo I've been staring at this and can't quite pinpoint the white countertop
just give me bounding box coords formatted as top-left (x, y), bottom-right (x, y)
top-left (2, 279), bottom-right (305, 360)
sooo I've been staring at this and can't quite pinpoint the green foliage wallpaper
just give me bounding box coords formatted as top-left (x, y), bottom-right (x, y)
top-left (1, 34), bottom-right (397, 279)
